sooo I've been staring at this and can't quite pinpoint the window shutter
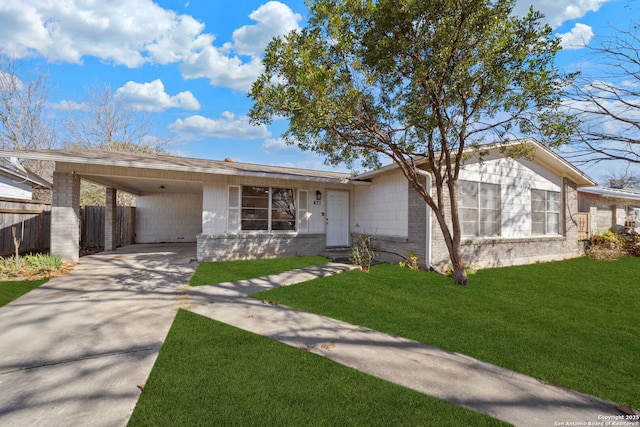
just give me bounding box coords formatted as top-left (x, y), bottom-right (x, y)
top-left (227, 185), bottom-right (240, 231)
top-left (298, 190), bottom-right (309, 232)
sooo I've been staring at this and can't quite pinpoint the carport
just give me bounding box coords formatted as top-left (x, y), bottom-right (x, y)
top-left (2, 150), bottom-right (208, 262)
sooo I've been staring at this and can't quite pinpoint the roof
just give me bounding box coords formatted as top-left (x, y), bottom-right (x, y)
top-left (0, 139), bottom-right (595, 195)
top-left (0, 148), bottom-right (351, 182)
top-left (579, 186), bottom-right (640, 202)
top-left (352, 138), bottom-right (596, 187)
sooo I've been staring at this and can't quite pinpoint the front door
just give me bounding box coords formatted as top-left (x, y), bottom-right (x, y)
top-left (326, 190), bottom-right (349, 246)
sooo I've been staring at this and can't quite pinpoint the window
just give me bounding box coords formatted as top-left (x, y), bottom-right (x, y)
top-left (229, 186), bottom-right (298, 232)
top-left (460, 181), bottom-right (501, 237)
top-left (531, 189), bottom-right (560, 235)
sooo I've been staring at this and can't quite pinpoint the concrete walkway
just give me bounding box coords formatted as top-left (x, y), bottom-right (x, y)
top-left (187, 263), bottom-right (634, 427)
top-left (0, 249), bottom-right (635, 427)
top-left (0, 243), bottom-right (197, 427)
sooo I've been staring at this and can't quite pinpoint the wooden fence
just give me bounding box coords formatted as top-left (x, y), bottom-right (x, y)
top-left (0, 199), bottom-right (135, 255)
top-left (577, 212), bottom-right (590, 241)
top-left (0, 199), bottom-right (51, 256)
top-left (80, 206), bottom-right (136, 248)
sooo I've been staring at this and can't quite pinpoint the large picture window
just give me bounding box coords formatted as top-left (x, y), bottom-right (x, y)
top-left (460, 181), bottom-right (501, 237)
top-left (531, 189), bottom-right (560, 235)
top-left (232, 186), bottom-right (297, 232)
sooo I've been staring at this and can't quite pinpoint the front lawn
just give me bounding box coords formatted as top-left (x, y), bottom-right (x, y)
top-left (128, 310), bottom-right (506, 426)
top-left (254, 256), bottom-right (640, 410)
top-left (0, 279), bottom-right (48, 307)
top-left (189, 255), bottom-right (330, 286)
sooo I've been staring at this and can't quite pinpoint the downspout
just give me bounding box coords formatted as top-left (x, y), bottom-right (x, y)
top-left (416, 169), bottom-right (445, 275)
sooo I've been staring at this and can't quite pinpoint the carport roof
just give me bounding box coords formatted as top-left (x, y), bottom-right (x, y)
top-left (1, 149), bottom-right (353, 183)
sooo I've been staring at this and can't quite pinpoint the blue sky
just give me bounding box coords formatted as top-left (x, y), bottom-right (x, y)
top-left (0, 0), bottom-right (637, 183)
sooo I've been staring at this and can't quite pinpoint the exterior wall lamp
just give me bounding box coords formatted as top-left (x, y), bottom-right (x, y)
top-left (316, 190), bottom-right (322, 201)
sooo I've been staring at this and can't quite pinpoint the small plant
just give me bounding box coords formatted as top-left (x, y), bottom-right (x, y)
top-left (399, 251), bottom-right (420, 270)
top-left (0, 253), bottom-right (63, 279)
top-left (349, 233), bottom-right (375, 272)
top-left (586, 231), bottom-right (626, 260)
top-left (24, 253), bottom-right (62, 271)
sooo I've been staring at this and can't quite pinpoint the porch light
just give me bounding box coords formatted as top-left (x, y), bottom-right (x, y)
top-left (316, 190), bottom-right (322, 201)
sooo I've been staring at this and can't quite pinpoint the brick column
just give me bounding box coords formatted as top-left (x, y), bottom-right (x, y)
top-left (105, 188), bottom-right (118, 251)
top-left (563, 177), bottom-right (578, 239)
top-left (51, 172), bottom-right (81, 262)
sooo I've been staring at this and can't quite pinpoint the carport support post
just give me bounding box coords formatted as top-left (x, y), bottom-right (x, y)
top-left (51, 171), bottom-right (81, 263)
top-left (105, 188), bottom-right (118, 251)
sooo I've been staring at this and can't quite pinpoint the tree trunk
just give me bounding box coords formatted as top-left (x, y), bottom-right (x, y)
top-left (451, 253), bottom-right (468, 286)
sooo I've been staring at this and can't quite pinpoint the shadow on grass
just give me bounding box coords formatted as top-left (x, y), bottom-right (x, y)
top-left (128, 309), bottom-right (508, 427)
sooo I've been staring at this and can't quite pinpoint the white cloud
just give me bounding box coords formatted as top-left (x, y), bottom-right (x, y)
top-left (48, 100), bottom-right (88, 111)
top-left (558, 23), bottom-right (594, 50)
top-left (0, 0), bottom-right (213, 67)
top-left (181, 2), bottom-right (301, 91)
top-left (179, 46), bottom-right (265, 91)
top-left (168, 112), bottom-right (271, 140)
top-left (0, 71), bottom-right (24, 92)
top-left (0, 1), bottom-right (302, 92)
top-left (115, 79), bottom-right (200, 112)
top-left (513, 0), bottom-right (612, 28)
top-left (260, 137), bottom-right (299, 154)
top-left (231, 1), bottom-right (302, 56)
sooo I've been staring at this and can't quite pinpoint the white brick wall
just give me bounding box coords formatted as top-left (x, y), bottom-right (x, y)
top-left (351, 169), bottom-right (408, 237)
top-left (136, 192), bottom-right (203, 243)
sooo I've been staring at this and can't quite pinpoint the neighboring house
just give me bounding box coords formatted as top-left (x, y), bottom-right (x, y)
top-left (0, 164), bottom-right (50, 201)
top-left (0, 165), bottom-right (52, 255)
top-left (0, 138), bottom-right (595, 269)
top-left (578, 187), bottom-right (640, 235)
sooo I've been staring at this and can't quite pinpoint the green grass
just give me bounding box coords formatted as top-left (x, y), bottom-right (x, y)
top-left (254, 257), bottom-right (640, 410)
top-left (189, 256), bottom-right (331, 286)
top-left (0, 279), bottom-right (47, 307)
top-left (128, 310), bottom-right (507, 427)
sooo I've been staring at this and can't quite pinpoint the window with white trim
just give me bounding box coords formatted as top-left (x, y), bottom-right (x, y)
top-left (228, 186), bottom-right (298, 232)
top-left (531, 189), bottom-right (560, 235)
top-left (459, 180), bottom-right (501, 237)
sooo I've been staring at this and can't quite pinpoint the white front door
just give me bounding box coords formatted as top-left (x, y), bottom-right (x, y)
top-left (326, 190), bottom-right (349, 246)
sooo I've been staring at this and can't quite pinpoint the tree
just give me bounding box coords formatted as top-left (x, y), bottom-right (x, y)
top-left (64, 84), bottom-right (171, 154)
top-left (64, 84), bottom-right (172, 205)
top-left (0, 55), bottom-right (56, 180)
top-left (249, 0), bottom-right (575, 284)
top-left (604, 164), bottom-right (639, 188)
top-left (566, 23), bottom-right (640, 166)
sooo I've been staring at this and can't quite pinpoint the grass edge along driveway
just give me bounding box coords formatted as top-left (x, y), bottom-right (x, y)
top-left (254, 256), bottom-right (640, 410)
top-left (189, 256), bottom-right (331, 286)
top-left (0, 279), bottom-right (48, 307)
top-left (128, 309), bottom-right (508, 427)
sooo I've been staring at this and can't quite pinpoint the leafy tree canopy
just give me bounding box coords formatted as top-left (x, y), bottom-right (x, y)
top-left (250, 0), bottom-right (575, 172)
top-left (250, 0), bottom-right (575, 284)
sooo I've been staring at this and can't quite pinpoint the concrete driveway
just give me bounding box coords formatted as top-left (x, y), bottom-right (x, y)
top-left (0, 243), bottom-right (197, 427)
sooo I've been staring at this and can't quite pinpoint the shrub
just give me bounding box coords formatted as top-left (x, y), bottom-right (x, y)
top-left (349, 233), bottom-right (375, 272)
top-left (399, 251), bottom-right (420, 270)
top-left (586, 231), bottom-right (626, 260)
